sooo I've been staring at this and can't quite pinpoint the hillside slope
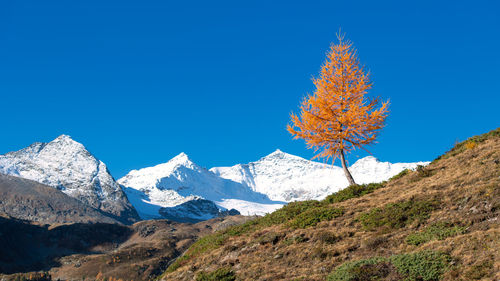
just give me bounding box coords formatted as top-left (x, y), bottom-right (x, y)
top-left (0, 215), bottom-right (253, 281)
top-left (161, 128), bottom-right (500, 281)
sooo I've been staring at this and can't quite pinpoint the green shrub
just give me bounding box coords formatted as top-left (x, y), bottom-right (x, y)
top-left (323, 182), bottom-right (386, 204)
top-left (327, 257), bottom-right (390, 281)
top-left (406, 222), bottom-right (466, 246)
top-left (327, 251), bottom-right (451, 281)
top-left (359, 198), bottom-right (439, 231)
top-left (390, 251), bottom-right (451, 281)
top-left (223, 200), bottom-right (323, 237)
top-left (196, 267), bottom-right (236, 281)
top-left (224, 219), bottom-right (260, 236)
top-left (261, 200), bottom-right (322, 226)
top-left (288, 206), bottom-right (344, 228)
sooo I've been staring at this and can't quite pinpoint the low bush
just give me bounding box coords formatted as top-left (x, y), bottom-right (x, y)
top-left (406, 222), bottom-right (466, 246)
top-left (226, 200), bottom-right (323, 236)
top-left (390, 251), bottom-right (451, 281)
top-left (288, 206), bottom-right (344, 228)
top-left (323, 182), bottom-right (386, 204)
top-left (327, 257), bottom-right (391, 281)
top-left (359, 198), bottom-right (439, 231)
top-left (327, 251), bottom-right (451, 281)
top-left (195, 267), bottom-right (236, 281)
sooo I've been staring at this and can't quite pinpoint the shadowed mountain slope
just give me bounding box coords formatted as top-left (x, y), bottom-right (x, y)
top-left (0, 174), bottom-right (120, 224)
top-left (0, 215), bottom-right (253, 281)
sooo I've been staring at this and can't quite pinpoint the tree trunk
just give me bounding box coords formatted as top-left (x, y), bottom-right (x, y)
top-left (339, 149), bottom-right (356, 186)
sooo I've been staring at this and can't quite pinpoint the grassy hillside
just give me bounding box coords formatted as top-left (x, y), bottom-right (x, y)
top-left (160, 128), bottom-right (500, 281)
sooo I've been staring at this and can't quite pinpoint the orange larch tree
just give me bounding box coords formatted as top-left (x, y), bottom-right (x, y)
top-left (288, 33), bottom-right (389, 186)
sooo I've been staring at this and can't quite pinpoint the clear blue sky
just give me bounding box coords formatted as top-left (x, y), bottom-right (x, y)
top-left (1, 1), bottom-right (499, 178)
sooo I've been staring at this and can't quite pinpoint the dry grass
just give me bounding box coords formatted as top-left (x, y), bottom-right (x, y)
top-left (161, 128), bottom-right (500, 281)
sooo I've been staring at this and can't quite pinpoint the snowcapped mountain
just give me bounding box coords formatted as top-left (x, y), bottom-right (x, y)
top-left (0, 134), bottom-right (428, 223)
top-left (210, 149), bottom-right (429, 202)
top-left (0, 135), bottom-right (139, 224)
top-left (118, 153), bottom-right (283, 220)
top-left (119, 150), bottom-right (428, 220)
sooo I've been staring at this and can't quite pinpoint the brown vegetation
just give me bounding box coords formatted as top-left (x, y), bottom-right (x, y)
top-left (161, 128), bottom-right (500, 280)
top-left (0, 215), bottom-right (252, 281)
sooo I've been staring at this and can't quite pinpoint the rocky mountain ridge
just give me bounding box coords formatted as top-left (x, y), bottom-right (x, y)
top-left (0, 135), bottom-right (139, 224)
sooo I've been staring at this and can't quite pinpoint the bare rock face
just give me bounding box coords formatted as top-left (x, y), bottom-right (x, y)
top-left (0, 174), bottom-right (121, 224)
top-left (159, 198), bottom-right (240, 223)
top-left (0, 135), bottom-right (139, 224)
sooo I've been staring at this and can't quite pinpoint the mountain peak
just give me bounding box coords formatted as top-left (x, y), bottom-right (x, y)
top-left (169, 152), bottom-right (194, 166)
top-left (354, 155), bottom-right (378, 163)
top-left (50, 134), bottom-right (85, 150)
top-left (268, 149), bottom-right (286, 156)
top-left (258, 149), bottom-right (304, 163)
top-left (55, 134), bottom-right (73, 140)
top-left (52, 134), bottom-right (78, 143)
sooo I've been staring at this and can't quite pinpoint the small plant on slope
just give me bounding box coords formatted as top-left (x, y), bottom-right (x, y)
top-left (359, 198), bottom-right (439, 231)
top-left (406, 222), bottom-right (466, 246)
top-left (323, 182), bottom-right (386, 204)
top-left (327, 251), bottom-right (451, 281)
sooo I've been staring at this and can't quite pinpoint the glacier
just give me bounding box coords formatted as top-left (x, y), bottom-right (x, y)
top-left (117, 153), bottom-right (285, 220)
top-left (211, 149), bottom-right (429, 202)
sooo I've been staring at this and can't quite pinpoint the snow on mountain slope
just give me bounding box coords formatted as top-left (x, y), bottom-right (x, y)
top-left (210, 149), bottom-right (429, 202)
top-left (0, 135), bottom-right (139, 224)
top-left (118, 153), bottom-right (284, 220)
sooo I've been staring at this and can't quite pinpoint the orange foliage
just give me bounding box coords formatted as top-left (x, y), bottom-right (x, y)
top-left (288, 33), bottom-right (388, 165)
